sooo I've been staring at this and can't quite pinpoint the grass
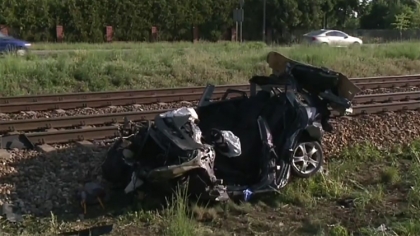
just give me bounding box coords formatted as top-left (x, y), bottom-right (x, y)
top-left (3, 139), bottom-right (420, 235)
top-left (30, 42), bottom-right (182, 50)
top-left (1, 41), bottom-right (420, 96)
top-left (27, 40), bottom-right (420, 50)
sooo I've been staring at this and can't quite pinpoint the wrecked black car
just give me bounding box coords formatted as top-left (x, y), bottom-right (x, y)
top-left (101, 52), bottom-right (361, 202)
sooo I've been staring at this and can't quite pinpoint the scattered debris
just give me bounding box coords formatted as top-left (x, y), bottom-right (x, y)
top-left (337, 198), bottom-right (356, 208)
top-left (59, 224), bottom-right (114, 236)
top-left (76, 182), bottom-right (109, 215)
top-left (0, 203), bottom-right (23, 223)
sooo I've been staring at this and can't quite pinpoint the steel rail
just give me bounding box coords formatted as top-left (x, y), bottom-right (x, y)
top-left (0, 91), bottom-right (227, 113)
top-left (1, 79), bottom-right (419, 113)
top-left (21, 100), bottom-right (420, 145)
top-left (26, 126), bottom-right (121, 145)
top-left (1, 91), bottom-right (420, 133)
top-left (349, 74), bottom-right (420, 83)
top-left (0, 74), bottom-right (419, 106)
top-left (0, 109), bottom-right (168, 132)
top-left (355, 79), bottom-right (420, 90)
top-left (352, 90), bottom-right (420, 104)
top-left (0, 85), bottom-right (249, 104)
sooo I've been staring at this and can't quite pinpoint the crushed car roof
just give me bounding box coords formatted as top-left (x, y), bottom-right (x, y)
top-left (266, 51), bottom-right (361, 103)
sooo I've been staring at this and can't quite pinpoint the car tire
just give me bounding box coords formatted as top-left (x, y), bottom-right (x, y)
top-left (291, 140), bottom-right (324, 178)
top-left (16, 48), bottom-right (27, 56)
top-left (321, 42), bottom-right (329, 47)
top-left (352, 42), bottom-right (361, 47)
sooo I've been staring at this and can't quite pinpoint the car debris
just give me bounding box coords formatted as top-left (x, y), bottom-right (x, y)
top-left (76, 182), bottom-right (109, 215)
top-left (0, 202), bottom-right (23, 223)
top-left (101, 51), bottom-right (361, 203)
top-left (59, 224), bottom-right (114, 236)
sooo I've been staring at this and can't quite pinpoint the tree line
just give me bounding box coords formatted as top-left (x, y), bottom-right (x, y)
top-left (0, 0), bottom-right (419, 42)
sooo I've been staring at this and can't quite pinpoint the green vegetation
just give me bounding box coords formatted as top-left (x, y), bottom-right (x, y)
top-left (3, 139), bottom-right (420, 235)
top-left (1, 42), bottom-right (420, 96)
top-left (1, 0), bottom-right (420, 42)
top-left (30, 42), bottom-right (154, 50)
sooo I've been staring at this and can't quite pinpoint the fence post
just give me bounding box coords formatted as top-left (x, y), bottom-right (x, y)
top-left (151, 26), bottom-right (158, 42)
top-left (106, 26), bottom-right (113, 42)
top-left (192, 26), bottom-right (199, 43)
top-left (56, 25), bottom-right (64, 42)
top-left (0, 25), bottom-right (9, 35)
top-left (231, 27), bottom-right (237, 41)
top-left (266, 27), bottom-right (272, 44)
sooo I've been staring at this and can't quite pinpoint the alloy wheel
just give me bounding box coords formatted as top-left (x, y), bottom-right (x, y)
top-left (291, 141), bottom-right (323, 177)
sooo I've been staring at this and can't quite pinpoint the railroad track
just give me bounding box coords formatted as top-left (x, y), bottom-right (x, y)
top-left (1, 74), bottom-right (420, 149)
top-left (0, 74), bottom-right (419, 113)
top-left (0, 97), bottom-right (419, 148)
top-left (0, 91), bottom-right (418, 133)
top-left (6, 100), bottom-right (417, 147)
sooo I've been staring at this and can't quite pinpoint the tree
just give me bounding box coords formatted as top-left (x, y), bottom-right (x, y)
top-left (392, 12), bottom-right (411, 39)
top-left (3, 0), bottom-right (420, 43)
top-left (410, 2), bottom-right (420, 28)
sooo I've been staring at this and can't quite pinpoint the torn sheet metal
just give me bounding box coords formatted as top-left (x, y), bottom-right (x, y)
top-left (159, 107), bottom-right (199, 121)
top-left (159, 107), bottom-right (202, 144)
top-left (211, 129), bottom-right (242, 158)
top-left (124, 172), bottom-right (144, 194)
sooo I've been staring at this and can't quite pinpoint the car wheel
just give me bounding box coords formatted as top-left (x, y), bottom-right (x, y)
top-left (291, 141), bottom-right (324, 178)
top-left (352, 42), bottom-right (361, 47)
top-left (321, 42), bottom-right (329, 47)
top-left (16, 48), bottom-right (27, 56)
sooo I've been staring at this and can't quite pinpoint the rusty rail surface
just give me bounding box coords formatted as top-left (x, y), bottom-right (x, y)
top-left (19, 100), bottom-right (420, 145)
top-left (0, 75), bottom-right (419, 113)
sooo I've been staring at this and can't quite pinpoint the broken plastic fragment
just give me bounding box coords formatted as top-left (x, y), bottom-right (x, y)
top-left (1, 203), bottom-right (23, 223)
top-left (345, 107), bottom-right (353, 115)
top-left (160, 107), bottom-right (203, 144)
top-left (159, 107), bottom-right (198, 122)
top-left (124, 172), bottom-right (144, 194)
top-left (243, 189), bottom-right (253, 202)
top-left (219, 130), bottom-right (241, 157)
top-left (376, 224), bottom-right (388, 232)
top-left (190, 122), bottom-right (202, 144)
top-left (210, 129), bottom-right (241, 157)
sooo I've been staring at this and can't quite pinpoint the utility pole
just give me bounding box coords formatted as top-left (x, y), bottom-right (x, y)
top-left (262, 0), bottom-right (266, 42)
top-left (239, 0), bottom-right (244, 42)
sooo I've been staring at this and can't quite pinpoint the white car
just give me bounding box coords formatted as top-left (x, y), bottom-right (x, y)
top-left (303, 29), bottom-right (363, 47)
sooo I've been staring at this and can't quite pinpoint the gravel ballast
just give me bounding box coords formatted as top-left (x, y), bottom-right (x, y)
top-left (0, 107), bottom-right (420, 216)
top-left (0, 101), bottom-right (197, 121)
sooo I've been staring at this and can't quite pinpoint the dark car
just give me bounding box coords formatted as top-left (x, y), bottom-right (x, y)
top-left (101, 52), bottom-right (361, 202)
top-left (0, 32), bottom-right (31, 56)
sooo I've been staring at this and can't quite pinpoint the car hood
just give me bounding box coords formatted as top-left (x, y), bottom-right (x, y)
top-left (3, 38), bottom-right (30, 46)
